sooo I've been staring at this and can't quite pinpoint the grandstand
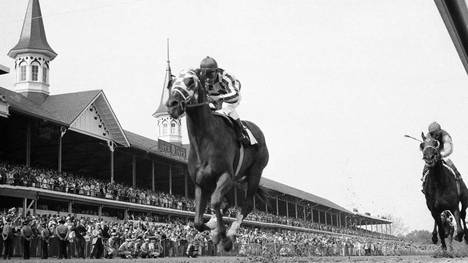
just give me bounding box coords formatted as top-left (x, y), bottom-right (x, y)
top-left (0, 0), bottom-right (392, 240)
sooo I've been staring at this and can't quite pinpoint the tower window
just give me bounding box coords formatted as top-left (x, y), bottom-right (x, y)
top-left (163, 122), bottom-right (168, 135)
top-left (32, 65), bottom-right (39, 81)
top-left (20, 65), bottom-right (27, 81)
top-left (43, 67), bottom-right (48, 83)
top-left (171, 122), bottom-right (176, 134)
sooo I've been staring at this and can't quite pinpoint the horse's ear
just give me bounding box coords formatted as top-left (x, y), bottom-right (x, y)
top-left (421, 132), bottom-right (426, 141)
top-left (419, 142), bottom-right (424, 151)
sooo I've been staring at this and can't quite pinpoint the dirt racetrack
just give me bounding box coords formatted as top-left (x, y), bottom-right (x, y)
top-left (4, 256), bottom-right (468, 263)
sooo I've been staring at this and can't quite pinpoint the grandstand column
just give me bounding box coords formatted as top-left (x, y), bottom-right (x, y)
top-left (26, 121), bottom-right (31, 167)
top-left (152, 161), bottom-right (155, 192)
top-left (325, 211), bottom-right (328, 225)
top-left (184, 171), bottom-right (188, 198)
top-left (58, 127), bottom-right (67, 174)
top-left (23, 198), bottom-right (27, 216)
top-left (169, 165), bottom-right (172, 195)
top-left (276, 196), bottom-right (279, 215)
top-left (108, 141), bottom-right (114, 183)
top-left (234, 186), bottom-right (238, 207)
top-left (311, 207), bottom-right (314, 222)
top-left (253, 195), bottom-right (256, 210)
top-left (124, 209), bottom-right (129, 220)
top-left (303, 206), bottom-right (306, 220)
top-left (285, 200), bottom-right (289, 218)
top-left (295, 202), bottom-right (298, 218)
top-left (98, 206), bottom-right (102, 217)
top-left (132, 155), bottom-right (136, 187)
top-left (68, 201), bottom-right (72, 214)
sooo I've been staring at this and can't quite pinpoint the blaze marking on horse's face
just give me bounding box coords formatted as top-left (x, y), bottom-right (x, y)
top-left (422, 139), bottom-right (440, 167)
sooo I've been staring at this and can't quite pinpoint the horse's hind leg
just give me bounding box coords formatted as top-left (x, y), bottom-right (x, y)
top-left (227, 167), bottom-right (263, 245)
top-left (194, 185), bottom-right (211, 233)
top-left (432, 220), bottom-right (438, 244)
top-left (210, 172), bottom-right (233, 249)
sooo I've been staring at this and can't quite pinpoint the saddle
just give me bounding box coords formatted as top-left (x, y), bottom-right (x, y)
top-left (212, 112), bottom-right (257, 145)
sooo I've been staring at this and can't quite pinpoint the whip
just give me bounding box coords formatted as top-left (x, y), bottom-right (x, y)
top-left (404, 134), bottom-right (423, 143)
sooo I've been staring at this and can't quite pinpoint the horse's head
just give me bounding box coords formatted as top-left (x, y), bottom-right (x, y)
top-left (420, 132), bottom-right (441, 167)
top-left (166, 69), bottom-right (205, 119)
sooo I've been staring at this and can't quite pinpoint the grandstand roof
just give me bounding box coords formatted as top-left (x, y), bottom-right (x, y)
top-left (0, 86), bottom-right (66, 125)
top-left (259, 177), bottom-right (351, 214)
top-left (0, 64), bottom-right (9, 75)
top-left (124, 130), bottom-right (159, 153)
top-left (41, 90), bottom-right (101, 124)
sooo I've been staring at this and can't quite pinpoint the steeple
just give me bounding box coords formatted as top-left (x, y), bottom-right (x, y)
top-left (152, 39), bottom-right (182, 145)
top-left (8, 0), bottom-right (57, 104)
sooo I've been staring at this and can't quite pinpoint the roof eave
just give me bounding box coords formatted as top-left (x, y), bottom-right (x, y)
top-left (8, 48), bottom-right (57, 60)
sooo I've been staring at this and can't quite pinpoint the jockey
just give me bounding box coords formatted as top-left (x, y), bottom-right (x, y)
top-left (196, 56), bottom-right (250, 145)
top-left (421, 122), bottom-right (462, 193)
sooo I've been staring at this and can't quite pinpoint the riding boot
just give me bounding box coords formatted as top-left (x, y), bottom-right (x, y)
top-left (446, 159), bottom-right (462, 181)
top-left (234, 119), bottom-right (250, 145)
top-left (451, 163), bottom-right (462, 181)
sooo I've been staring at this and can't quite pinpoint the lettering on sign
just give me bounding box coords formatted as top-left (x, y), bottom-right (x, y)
top-left (158, 139), bottom-right (187, 160)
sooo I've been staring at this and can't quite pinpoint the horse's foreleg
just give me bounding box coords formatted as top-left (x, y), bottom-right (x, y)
top-left (432, 221), bottom-right (438, 244)
top-left (461, 206), bottom-right (468, 244)
top-left (210, 172), bottom-right (233, 249)
top-left (453, 209), bottom-right (464, 242)
top-left (194, 185), bottom-right (211, 232)
top-left (437, 219), bottom-right (447, 250)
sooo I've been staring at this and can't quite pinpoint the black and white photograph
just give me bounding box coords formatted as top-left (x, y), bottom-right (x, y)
top-left (1, 0), bottom-right (468, 262)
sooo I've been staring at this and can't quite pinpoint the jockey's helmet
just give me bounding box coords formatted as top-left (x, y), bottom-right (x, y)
top-left (200, 56), bottom-right (218, 84)
top-left (200, 56), bottom-right (218, 70)
top-left (428, 121), bottom-right (442, 136)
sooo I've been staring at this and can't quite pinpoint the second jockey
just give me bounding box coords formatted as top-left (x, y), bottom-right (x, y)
top-left (421, 122), bottom-right (462, 193)
top-left (195, 56), bottom-right (250, 145)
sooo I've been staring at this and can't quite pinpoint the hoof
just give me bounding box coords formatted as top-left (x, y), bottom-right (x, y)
top-left (455, 233), bottom-right (463, 242)
top-left (211, 229), bottom-right (226, 245)
top-left (222, 237), bottom-right (234, 252)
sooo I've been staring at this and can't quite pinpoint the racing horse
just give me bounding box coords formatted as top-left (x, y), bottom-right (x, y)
top-left (420, 133), bottom-right (468, 250)
top-left (165, 70), bottom-right (269, 251)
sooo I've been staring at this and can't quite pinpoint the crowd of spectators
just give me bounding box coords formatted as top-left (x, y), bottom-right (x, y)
top-left (0, 162), bottom-right (412, 259)
top-left (0, 163), bottom-right (195, 212)
top-left (0, 208), bottom-right (434, 260)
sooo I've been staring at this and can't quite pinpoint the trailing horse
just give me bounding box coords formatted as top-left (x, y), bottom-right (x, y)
top-left (165, 70), bottom-right (269, 251)
top-left (420, 133), bottom-right (468, 250)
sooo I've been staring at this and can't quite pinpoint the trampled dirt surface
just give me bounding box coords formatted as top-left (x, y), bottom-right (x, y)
top-left (5, 256), bottom-right (468, 263)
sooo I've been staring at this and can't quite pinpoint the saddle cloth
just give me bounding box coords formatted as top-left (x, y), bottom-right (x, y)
top-left (442, 163), bottom-right (461, 197)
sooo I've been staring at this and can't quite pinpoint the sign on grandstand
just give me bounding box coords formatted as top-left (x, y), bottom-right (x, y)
top-left (158, 139), bottom-right (187, 160)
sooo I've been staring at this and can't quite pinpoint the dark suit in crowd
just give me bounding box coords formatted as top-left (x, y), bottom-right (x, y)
top-left (21, 221), bottom-right (33, 259)
top-left (56, 221), bottom-right (69, 259)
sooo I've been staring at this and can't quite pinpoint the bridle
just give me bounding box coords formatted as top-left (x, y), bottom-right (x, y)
top-left (422, 139), bottom-right (440, 164)
top-left (170, 73), bottom-right (209, 109)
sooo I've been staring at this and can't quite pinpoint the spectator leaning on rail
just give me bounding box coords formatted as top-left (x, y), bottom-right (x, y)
top-left (421, 122), bottom-right (463, 194)
top-left (193, 56), bottom-right (251, 145)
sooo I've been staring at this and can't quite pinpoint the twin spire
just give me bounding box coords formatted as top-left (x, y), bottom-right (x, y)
top-left (152, 39), bottom-right (182, 145)
top-left (8, 0), bottom-right (57, 103)
top-left (8, 0), bottom-right (56, 59)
